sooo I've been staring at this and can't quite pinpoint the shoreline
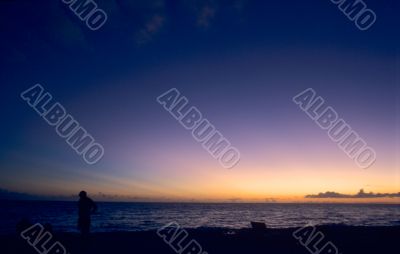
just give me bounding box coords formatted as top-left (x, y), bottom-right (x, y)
top-left (2, 199), bottom-right (400, 204)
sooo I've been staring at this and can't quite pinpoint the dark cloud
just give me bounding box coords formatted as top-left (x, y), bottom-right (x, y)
top-left (114, 0), bottom-right (167, 45)
top-left (228, 198), bottom-right (242, 202)
top-left (232, 0), bottom-right (247, 13)
top-left (182, 0), bottom-right (219, 28)
top-left (197, 3), bottom-right (217, 28)
top-left (135, 14), bottom-right (165, 45)
top-left (0, 189), bottom-right (157, 202)
top-left (0, 189), bottom-right (70, 201)
top-left (306, 189), bottom-right (400, 199)
top-left (0, 189), bottom-right (38, 200)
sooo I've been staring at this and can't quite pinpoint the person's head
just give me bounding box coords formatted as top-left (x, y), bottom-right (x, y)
top-left (79, 191), bottom-right (87, 198)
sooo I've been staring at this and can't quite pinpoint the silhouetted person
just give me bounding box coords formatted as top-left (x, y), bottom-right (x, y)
top-left (78, 191), bottom-right (97, 242)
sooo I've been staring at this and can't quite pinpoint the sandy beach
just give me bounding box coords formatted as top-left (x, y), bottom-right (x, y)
top-left (2, 225), bottom-right (399, 254)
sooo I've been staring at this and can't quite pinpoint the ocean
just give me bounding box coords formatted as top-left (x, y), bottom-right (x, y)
top-left (1, 201), bottom-right (399, 235)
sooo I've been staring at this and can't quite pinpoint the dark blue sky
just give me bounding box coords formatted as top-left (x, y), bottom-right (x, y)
top-left (0, 0), bottom-right (398, 201)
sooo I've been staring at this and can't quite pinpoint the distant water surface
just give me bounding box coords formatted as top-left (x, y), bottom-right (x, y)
top-left (1, 201), bottom-right (399, 234)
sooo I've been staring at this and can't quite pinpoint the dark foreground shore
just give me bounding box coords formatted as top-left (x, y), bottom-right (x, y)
top-left (2, 225), bottom-right (399, 254)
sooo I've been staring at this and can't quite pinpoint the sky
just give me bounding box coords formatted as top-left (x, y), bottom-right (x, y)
top-left (0, 0), bottom-right (399, 202)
